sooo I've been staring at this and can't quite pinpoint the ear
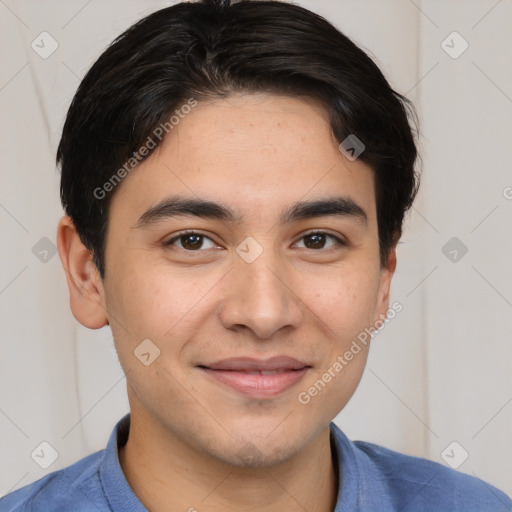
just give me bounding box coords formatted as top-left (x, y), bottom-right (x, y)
top-left (57, 216), bottom-right (109, 329)
top-left (373, 246), bottom-right (397, 324)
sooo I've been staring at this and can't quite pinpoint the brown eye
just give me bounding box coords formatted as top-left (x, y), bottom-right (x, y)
top-left (304, 233), bottom-right (327, 249)
top-left (295, 232), bottom-right (345, 250)
top-left (165, 231), bottom-right (217, 251)
top-left (178, 234), bottom-right (203, 250)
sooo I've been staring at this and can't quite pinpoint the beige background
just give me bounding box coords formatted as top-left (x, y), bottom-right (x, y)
top-left (1, 0), bottom-right (511, 498)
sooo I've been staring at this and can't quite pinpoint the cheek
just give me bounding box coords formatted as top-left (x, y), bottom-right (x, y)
top-left (105, 258), bottom-right (203, 336)
top-left (104, 258), bottom-right (227, 383)
top-left (302, 263), bottom-right (380, 410)
top-left (297, 270), bottom-right (377, 420)
top-left (310, 263), bottom-right (381, 336)
top-left (104, 266), bottom-right (203, 405)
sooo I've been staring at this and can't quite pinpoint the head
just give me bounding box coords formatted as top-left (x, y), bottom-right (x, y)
top-left (57, 0), bottom-right (418, 467)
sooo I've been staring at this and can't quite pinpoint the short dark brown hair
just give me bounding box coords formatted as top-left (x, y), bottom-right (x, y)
top-left (58, 0), bottom-right (419, 278)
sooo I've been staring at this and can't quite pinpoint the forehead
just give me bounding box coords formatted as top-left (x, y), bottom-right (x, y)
top-left (109, 94), bottom-right (376, 222)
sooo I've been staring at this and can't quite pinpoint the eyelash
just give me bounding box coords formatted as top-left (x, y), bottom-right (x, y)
top-left (164, 229), bottom-right (347, 252)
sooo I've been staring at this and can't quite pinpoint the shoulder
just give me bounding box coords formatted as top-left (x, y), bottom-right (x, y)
top-left (329, 422), bottom-right (511, 511)
top-left (354, 438), bottom-right (512, 511)
top-left (0, 450), bottom-right (106, 512)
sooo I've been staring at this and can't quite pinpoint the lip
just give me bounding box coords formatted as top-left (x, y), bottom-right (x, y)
top-left (198, 356), bottom-right (311, 399)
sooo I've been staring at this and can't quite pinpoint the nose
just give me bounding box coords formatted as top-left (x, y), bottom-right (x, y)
top-left (218, 251), bottom-right (304, 340)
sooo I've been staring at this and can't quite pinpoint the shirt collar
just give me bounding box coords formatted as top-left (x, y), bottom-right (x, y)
top-left (99, 413), bottom-right (148, 512)
top-left (330, 421), bottom-right (393, 511)
top-left (98, 414), bottom-right (389, 512)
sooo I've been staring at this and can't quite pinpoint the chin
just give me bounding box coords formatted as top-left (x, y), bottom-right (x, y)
top-left (214, 436), bottom-right (300, 469)
top-left (211, 420), bottom-right (310, 468)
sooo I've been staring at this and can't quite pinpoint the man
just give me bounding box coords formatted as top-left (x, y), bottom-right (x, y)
top-left (1, 1), bottom-right (510, 511)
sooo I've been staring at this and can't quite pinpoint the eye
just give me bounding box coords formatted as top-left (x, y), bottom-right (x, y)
top-left (294, 231), bottom-right (346, 250)
top-left (164, 230), bottom-right (218, 251)
top-left (164, 230), bottom-right (346, 253)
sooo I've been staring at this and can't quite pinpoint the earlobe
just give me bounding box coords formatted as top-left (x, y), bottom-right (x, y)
top-left (375, 247), bottom-right (397, 321)
top-left (57, 216), bottom-right (109, 329)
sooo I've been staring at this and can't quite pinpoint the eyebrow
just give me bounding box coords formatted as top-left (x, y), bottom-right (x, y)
top-left (133, 194), bottom-right (368, 229)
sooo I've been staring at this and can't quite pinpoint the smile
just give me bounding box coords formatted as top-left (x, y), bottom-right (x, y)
top-left (198, 356), bottom-right (311, 398)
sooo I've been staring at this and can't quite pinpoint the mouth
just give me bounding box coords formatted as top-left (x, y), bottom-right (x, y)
top-left (197, 356), bottom-right (311, 398)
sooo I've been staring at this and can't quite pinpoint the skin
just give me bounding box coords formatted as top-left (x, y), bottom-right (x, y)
top-left (57, 93), bottom-right (396, 512)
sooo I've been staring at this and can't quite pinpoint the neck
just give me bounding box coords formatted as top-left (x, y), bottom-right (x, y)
top-left (119, 411), bottom-right (339, 512)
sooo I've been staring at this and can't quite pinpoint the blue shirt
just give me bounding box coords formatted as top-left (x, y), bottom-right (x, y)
top-left (1, 414), bottom-right (510, 512)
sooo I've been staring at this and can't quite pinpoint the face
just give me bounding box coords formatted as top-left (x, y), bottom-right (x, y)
top-left (64, 93), bottom-right (395, 467)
